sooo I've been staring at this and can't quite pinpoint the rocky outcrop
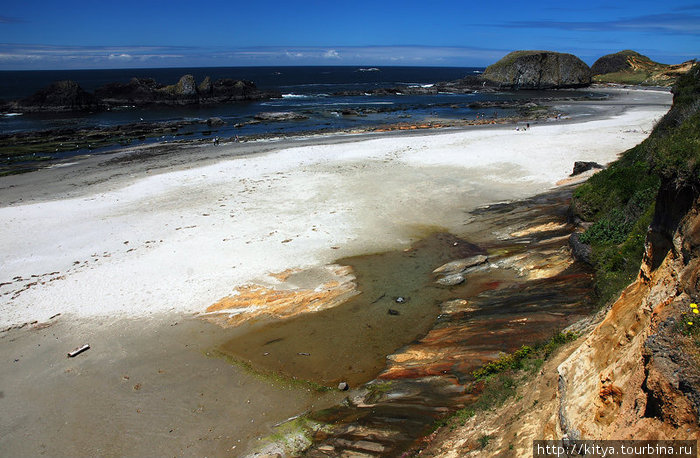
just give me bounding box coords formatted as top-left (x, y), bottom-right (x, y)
top-left (592, 50), bottom-right (695, 86)
top-left (253, 111), bottom-right (309, 121)
top-left (174, 74), bottom-right (197, 96)
top-left (568, 232), bottom-right (592, 264)
top-left (94, 77), bottom-right (160, 105)
top-left (95, 75), bottom-right (279, 107)
top-left (13, 80), bottom-right (99, 112)
top-left (570, 161), bottom-right (604, 176)
top-left (482, 50), bottom-right (592, 89)
top-left (11, 74), bottom-right (280, 112)
top-left (197, 76), bottom-right (212, 96)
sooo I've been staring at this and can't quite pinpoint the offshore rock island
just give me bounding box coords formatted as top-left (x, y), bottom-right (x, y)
top-left (2, 74), bottom-right (280, 112)
top-left (481, 50), bottom-right (592, 89)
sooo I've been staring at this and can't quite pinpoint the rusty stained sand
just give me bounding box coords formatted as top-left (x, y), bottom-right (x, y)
top-left (202, 264), bottom-right (359, 327)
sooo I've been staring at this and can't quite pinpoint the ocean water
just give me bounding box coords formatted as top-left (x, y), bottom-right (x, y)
top-left (0, 66), bottom-right (594, 139)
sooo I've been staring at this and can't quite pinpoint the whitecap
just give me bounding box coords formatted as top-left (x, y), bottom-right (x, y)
top-left (282, 94), bottom-right (311, 99)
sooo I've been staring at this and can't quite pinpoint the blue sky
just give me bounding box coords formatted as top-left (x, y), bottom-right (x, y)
top-left (0, 0), bottom-right (698, 69)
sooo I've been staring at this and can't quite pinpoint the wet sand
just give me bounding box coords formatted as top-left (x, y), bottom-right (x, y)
top-left (0, 88), bottom-right (672, 456)
top-left (0, 314), bottom-right (346, 456)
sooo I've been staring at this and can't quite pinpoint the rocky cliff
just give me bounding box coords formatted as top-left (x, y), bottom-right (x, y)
top-left (592, 50), bottom-right (695, 86)
top-left (10, 74), bottom-right (281, 112)
top-left (482, 50), bottom-right (592, 89)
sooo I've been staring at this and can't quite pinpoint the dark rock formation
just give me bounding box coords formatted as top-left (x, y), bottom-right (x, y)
top-left (14, 80), bottom-right (98, 112)
top-left (209, 79), bottom-right (272, 103)
top-left (95, 76), bottom-right (278, 107)
top-left (482, 50), bottom-right (592, 89)
top-left (254, 111), bottom-right (309, 121)
top-left (205, 117), bottom-right (225, 127)
top-left (11, 75), bottom-right (280, 112)
top-left (94, 77), bottom-right (161, 105)
top-left (570, 161), bottom-right (604, 176)
top-left (175, 74), bottom-right (197, 96)
top-left (568, 232), bottom-right (592, 264)
top-left (332, 80), bottom-right (481, 97)
top-left (198, 76), bottom-right (212, 96)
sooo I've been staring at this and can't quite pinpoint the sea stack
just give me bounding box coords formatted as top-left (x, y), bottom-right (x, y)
top-left (482, 50), bottom-right (592, 89)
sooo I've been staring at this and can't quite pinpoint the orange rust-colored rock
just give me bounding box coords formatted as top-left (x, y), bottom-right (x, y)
top-left (509, 221), bottom-right (568, 237)
top-left (202, 264), bottom-right (359, 327)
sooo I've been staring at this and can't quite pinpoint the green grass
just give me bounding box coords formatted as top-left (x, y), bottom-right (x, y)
top-left (472, 346), bottom-right (534, 380)
top-left (478, 434), bottom-right (493, 449)
top-left (472, 332), bottom-right (578, 381)
top-left (593, 71), bottom-right (652, 85)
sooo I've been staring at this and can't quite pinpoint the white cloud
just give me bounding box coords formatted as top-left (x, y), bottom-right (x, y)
top-left (323, 49), bottom-right (340, 59)
top-left (108, 53), bottom-right (132, 60)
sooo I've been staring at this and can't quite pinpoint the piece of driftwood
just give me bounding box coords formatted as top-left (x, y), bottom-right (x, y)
top-left (67, 344), bottom-right (90, 357)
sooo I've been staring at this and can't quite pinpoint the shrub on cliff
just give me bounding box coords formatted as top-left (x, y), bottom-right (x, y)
top-left (572, 63), bottom-right (700, 305)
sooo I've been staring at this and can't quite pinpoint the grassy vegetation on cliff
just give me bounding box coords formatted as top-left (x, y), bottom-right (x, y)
top-left (573, 64), bottom-right (700, 306)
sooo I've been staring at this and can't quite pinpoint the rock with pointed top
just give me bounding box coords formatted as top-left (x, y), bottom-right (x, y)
top-left (198, 76), bottom-right (212, 95)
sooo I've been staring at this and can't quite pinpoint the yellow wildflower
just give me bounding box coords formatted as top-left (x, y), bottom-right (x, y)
top-left (694, 309), bottom-right (699, 314)
top-left (689, 321), bottom-right (695, 326)
top-left (691, 303), bottom-right (698, 308)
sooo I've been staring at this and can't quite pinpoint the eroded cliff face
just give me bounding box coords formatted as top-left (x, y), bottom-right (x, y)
top-left (557, 182), bottom-right (700, 441)
top-left (420, 184), bottom-right (700, 457)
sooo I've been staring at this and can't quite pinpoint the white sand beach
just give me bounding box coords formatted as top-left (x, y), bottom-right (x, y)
top-left (0, 90), bottom-right (671, 327)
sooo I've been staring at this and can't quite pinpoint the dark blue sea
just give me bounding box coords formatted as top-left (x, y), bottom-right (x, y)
top-left (0, 66), bottom-right (592, 141)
